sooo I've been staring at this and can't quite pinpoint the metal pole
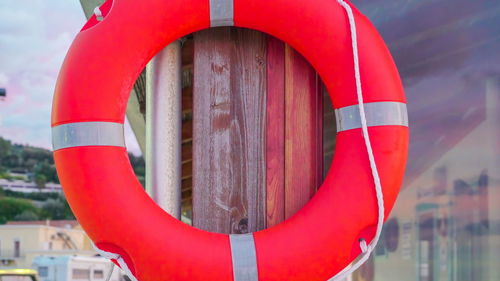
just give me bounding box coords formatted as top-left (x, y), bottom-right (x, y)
top-left (145, 41), bottom-right (182, 219)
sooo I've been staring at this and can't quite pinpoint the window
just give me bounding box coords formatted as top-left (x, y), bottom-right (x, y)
top-left (38, 267), bottom-right (48, 278)
top-left (13, 240), bottom-right (20, 258)
top-left (71, 269), bottom-right (90, 280)
top-left (93, 270), bottom-right (104, 279)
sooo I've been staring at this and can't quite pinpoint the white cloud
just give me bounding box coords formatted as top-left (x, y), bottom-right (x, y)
top-left (0, 0), bottom-right (143, 157)
top-left (0, 2), bottom-right (80, 149)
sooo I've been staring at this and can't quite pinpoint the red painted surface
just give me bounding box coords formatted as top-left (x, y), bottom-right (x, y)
top-left (265, 38), bottom-right (324, 227)
top-left (265, 36), bottom-right (286, 228)
top-left (284, 44), bottom-right (322, 219)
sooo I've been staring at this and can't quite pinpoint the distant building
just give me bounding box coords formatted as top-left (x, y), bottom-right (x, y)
top-left (0, 220), bottom-right (95, 269)
top-left (7, 169), bottom-right (30, 181)
top-left (0, 179), bottom-right (62, 193)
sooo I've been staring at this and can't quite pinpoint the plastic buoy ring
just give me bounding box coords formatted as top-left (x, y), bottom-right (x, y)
top-left (52, 0), bottom-right (408, 280)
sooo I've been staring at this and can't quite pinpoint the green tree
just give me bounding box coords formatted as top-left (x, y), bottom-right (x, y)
top-left (3, 189), bottom-right (59, 201)
top-left (41, 198), bottom-right (67, 220)
top-left (14, 210), bottom-right (39, 221)
top-left (0, 137), bottom-right (12, 159)
top-left (33, 160), bottom-right (58, 184)
top-left (128, 153), bottom-right (145, 186)
top-left (35, 174), bottom-right (47, 189)
top-left (61, 195), bottom-right (75, 220)
top-left (0, 197), bottom-right (39, 224)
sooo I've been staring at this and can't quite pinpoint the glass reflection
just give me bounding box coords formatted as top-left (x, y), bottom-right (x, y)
top-left (349, 0), bottom-right (500, 280)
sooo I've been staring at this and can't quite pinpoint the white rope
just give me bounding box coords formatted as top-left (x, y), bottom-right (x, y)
top-left (92, 244), bottom-right (139, 281)
top-left (94, 6), bottom-right (104, 21)
top-left (105, 262), bottom-right (115, 281)
top-left (329, 1), bottom-right (386, 280)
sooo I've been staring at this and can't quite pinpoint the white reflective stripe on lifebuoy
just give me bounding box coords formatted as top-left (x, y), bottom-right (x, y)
top-left (210, 0), bottom-right (234, 27)
top-left (52, 122), bottom-right (125, 151)
top-left (335, 101), bottom-right (408, 132)
top-left (230, 234), bottom-right (258, 281)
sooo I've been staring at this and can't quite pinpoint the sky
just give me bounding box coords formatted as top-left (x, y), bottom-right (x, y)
top-left (0, 0), bottom-right (142, 155)
top-left (1, 0), bottom-right (498, 163)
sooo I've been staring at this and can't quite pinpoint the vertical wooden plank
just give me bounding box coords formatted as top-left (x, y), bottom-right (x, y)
top-left (181, 37), bottom-right (194, 217)
top-left (284, 45), bottom-right (322, 219)
top-left (315, 79), bottom-right (325, 186)
top-left (265, 37), bottom-right (286, 227)
top-left (193, 28), bottom-right (267, 234)
top-left (323, 86), bottom-right (337, 178)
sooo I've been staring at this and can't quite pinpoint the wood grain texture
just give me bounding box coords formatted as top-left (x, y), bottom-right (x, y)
top-left (284, 44), bottom-right (323, 219)
top-left (181, 38), bottom-right (194, 213)
top-left (193, 27), bottom-right (267, 234)
top-left (316, 80), bottom-right (325, 186)
top-left (323, 86), bottom-right (337, 179)
top-left (265, 37), bottom-right (286, 227)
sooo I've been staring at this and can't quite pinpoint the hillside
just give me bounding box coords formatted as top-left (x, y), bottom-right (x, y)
top-left (0, 136), bottom-right (145, 223)
top-left (0, 137), bottom-right (58, 185)
top-left (0, 136), bottom-right (145, 185)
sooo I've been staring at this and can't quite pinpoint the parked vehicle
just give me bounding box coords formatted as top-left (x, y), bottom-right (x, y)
top-left (0, 269), bottom-right (39, 281)
top-left (32, 256), bottom-right (124, 281)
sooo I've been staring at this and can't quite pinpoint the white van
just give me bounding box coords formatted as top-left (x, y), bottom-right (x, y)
top-left (32, 256), bottom-right (125, 281)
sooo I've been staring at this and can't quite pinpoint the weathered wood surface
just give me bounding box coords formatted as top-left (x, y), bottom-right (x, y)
top-left (284, 44), bottom-right (323, 219)
top-left (323, 87), bottom-right (337, 178)
top-left (265, 41), bottom-right (325, 225)
top-left (265, 37), bottom-right (286, 227)
top-left (192, 29), bottom-right (325, 232)
top-left (193, 28), bottom-right (267, 234)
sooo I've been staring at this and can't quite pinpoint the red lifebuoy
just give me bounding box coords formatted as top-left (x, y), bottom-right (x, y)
top-left (52, 0), bottom-right (408, 280)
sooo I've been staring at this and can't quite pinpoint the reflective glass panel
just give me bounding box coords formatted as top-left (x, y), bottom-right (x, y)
top-left (349, 1), bottom-right (500, 281)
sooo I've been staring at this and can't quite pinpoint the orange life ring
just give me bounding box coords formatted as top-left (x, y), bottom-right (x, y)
top-left (52, 0), bottom-right (408, 280)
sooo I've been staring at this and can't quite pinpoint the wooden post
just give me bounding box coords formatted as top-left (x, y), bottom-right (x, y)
top-left (266, 39), bottom-right (324, 225)
top-left (265, 37), bottom-right (286, 227)
top-left (192, 29), bottom-right (324, 233)
top-left (193, 28), bottom-right (267, 233)
top-left (283, 44), bottom-right (323, 219)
